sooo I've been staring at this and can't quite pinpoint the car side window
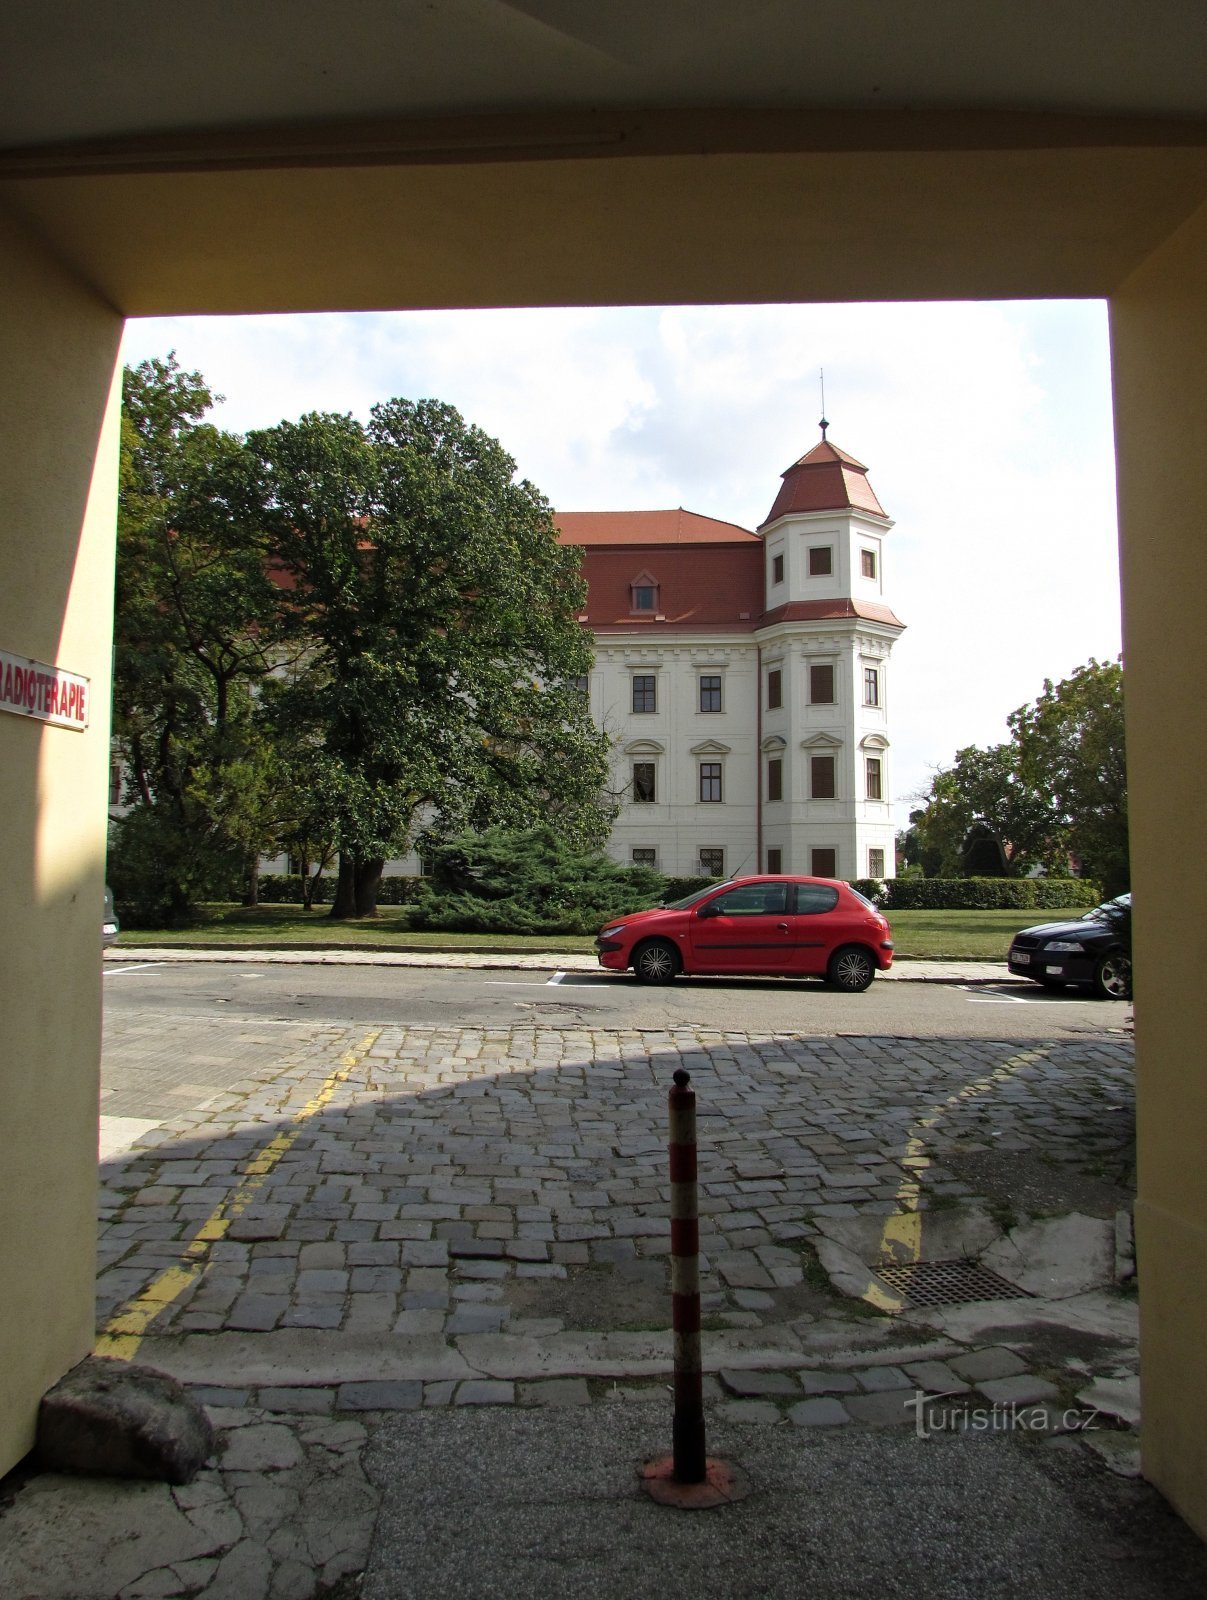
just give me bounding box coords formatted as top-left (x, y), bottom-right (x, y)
top-left (706, 882), bottom-right (789, 916)
top-left (792, 885), bottom-right (840, 915)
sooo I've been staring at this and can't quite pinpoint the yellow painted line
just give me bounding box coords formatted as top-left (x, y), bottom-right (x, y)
top-left (862, 1045), bottom-right (1051, 1312)
top-left (95, 1029), bottom-right (381, 1361)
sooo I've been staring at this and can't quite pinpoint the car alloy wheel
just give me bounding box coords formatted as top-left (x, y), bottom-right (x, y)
top-left (633, 940), bottom-right (679, 985)
top-left (1093, 951), bottom-right (1132, 1000)
top-left (828, 945), bottom-right (875, 992)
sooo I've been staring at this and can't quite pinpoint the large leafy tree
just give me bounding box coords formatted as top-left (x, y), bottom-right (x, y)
top-left (906, 657), bottom-right (1128, 895)
top-left (251, 399), bottom-right (613, 918)
top-left (112, 356), bottom-right (286, 922)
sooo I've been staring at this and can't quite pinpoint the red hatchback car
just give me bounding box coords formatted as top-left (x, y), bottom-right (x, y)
top-left (596, 875), bottom-right (894, 991)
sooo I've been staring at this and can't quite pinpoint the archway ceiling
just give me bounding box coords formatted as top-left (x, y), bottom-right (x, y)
top-left (2, 2), bottom-right (1207, 316)
top-left (4, 1), bottom-right (1207, 148)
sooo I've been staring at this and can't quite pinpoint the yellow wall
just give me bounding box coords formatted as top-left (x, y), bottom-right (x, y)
top-left (0, 200), bottom-right (122, 1470)
top-left (1111, 197), bottom-right (1207, 1535)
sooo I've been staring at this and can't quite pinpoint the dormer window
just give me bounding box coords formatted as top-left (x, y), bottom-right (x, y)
top-left (629, 571), bottom-right (659, 613)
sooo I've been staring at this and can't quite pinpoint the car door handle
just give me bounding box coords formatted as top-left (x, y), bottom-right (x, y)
top-left (777, 922), bottom-right (789, 932)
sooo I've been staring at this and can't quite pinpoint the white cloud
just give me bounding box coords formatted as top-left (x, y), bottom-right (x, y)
top-left (121, 299), bottom-right (1121, 823)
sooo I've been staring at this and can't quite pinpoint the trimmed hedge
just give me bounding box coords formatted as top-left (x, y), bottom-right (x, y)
top-left (881, 877), bottom-right (1101, 911)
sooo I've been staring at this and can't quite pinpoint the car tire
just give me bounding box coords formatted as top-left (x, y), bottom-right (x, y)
top-left (1093, 950), bottom-right (1132, 1000)
top-left (827, 945), bottom-right (875, 993)
top-left (632, 939), bottom-right (680, 985)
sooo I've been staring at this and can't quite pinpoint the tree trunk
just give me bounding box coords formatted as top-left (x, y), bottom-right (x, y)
top-left (330, 852), bottom-right (358, 918)
top-left (354, 857), bottom-right (385, 918)
top-left (243, 854), bottom-right (260, 907)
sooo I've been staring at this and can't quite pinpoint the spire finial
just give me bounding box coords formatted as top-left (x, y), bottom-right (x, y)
top-left (819, 368), bottom-right (828, 440)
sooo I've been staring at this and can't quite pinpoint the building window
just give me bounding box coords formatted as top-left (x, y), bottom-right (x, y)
top-left (865, 756), bottom-right (883, 800)
top-left (767, 757), bottom-right (783, 802)
top-left (808, 546), bottom-right (833, 576)
top-left (699, 847), bottom-right (725, 877)
top-left (631, 581), bottom-right (657, 612)
top-left (109, 760), bottom-right (124, 806)
top-left (767, 667), bottom-right (782, 709)
top-left (863, 666), bottom-right (880, 706)
top-left (699, 762), bottom-right (723, 802)
top-left (861, 548), bottom-right (877, 579)
top-left (810, 754), bottom-right (836, 799)
top-left (571, 674), bottom-right (588, 697)
top-left (699, 674), bottom-right (722, 713)
top-left (767, 847), bottom-right (782, 874)
top-left (632, 848), bottom-right (657, 868)
top-left (809, 663), bottom-right (834, 704)
top-left (632, 762), bottom-right (656, 803)
top-left (868, 847), bottom-right (886, 877)
top-left (772, 552), bottom-right (785, 584)
top-left (812, 847), bottom-right (837, 877)
top-left (632, 674), bottom-right (657, 713)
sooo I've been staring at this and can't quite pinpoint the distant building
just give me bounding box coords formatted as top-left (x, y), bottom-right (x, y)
top-left (553, 432), bottom-right (905, 881)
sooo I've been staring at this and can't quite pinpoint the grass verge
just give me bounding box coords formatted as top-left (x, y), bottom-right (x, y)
top-left (113, 902), bottom-right (1089, 961)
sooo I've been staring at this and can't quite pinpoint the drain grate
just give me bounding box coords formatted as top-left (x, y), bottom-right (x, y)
top-left (876, 1259), bottom-right (1032, 1308)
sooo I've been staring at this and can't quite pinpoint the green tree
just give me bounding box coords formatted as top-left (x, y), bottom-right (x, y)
top-left (906, 742), bottom-right (1055, 878)
top-left (907, 658), bottom-right (1128, 894)
top-left (1009, 657), bottom-right (1129, 896)
top-left (251, 399), bottom-right (613, 918)
top-left (111, 356), bottom-right (284, 923)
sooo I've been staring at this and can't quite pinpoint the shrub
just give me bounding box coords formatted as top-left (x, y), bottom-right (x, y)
top-left (660, 875), bottom-right (721, 902)
top-left (408, 827), bottom-right (667, 936)
top-left (880, 877), bottom-right (1101, 911)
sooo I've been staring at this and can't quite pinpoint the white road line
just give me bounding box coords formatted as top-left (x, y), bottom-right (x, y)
top-left (102, 963), bottom-right (167, 977)
top-left (480, 972), bottom-right (560, 985)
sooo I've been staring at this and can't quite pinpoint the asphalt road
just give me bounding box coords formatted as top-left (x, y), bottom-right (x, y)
top-left (102, 959), bottom-right (1131, 1039)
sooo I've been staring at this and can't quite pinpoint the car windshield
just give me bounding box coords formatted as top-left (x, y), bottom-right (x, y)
top-left (662, 881), bottom-right (733, 910)
top-left (1084, 894), bottom-right (1131, 922)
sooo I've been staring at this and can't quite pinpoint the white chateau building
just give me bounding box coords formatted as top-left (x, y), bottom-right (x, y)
top-left (553, 430), bottom-right (904, 882)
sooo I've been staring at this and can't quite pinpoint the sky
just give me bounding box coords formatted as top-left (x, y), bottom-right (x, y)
top-left (120, 301), bottom-right (1121, 824)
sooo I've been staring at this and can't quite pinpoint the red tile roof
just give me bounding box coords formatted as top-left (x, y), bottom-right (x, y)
top-left (576, 543), bottom-right (764, 628)
top-left (762, 438), bottom-right (888, 525)
top-left (760, 598), bottom-right (905, 629)
top-left (556, 509), bottom-right (760, 546)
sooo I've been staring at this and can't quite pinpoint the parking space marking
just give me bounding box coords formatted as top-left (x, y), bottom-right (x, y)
top-left (95, 1026), bottom-right (382, 1361)
top-left (102, 963), bottom-right (168, 977)
top-left (872, 1043), bottom-right (1053, 1312)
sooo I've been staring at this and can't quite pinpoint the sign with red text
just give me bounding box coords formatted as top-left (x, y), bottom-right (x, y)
top-left (0, 648), bottom-right (90, 731)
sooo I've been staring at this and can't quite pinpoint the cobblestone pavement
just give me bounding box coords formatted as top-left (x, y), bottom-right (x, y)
top-left (95, 1022), bottom-right (1135, 1347)
top-left (2, 1018), bottom-right (1142, 1599)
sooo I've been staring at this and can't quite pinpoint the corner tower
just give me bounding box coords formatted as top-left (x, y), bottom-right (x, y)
top-left (756, 430), bottom-right (905, 881)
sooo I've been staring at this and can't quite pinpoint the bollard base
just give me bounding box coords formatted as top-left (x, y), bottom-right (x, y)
top-left (639, 1455), bottom-right (749, 1509)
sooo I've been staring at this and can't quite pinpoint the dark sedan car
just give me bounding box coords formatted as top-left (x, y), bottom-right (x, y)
top-left (1007, 895), bottom-right (1131, 999)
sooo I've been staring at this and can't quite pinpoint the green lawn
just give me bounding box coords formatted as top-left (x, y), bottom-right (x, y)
top-left (115, 904), bottom-right (592, 954)
top-left (114, 902), bottom-right (1082, 961)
